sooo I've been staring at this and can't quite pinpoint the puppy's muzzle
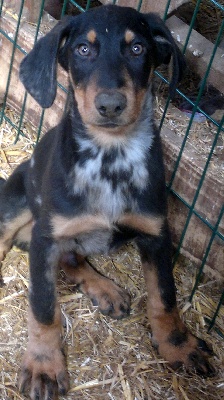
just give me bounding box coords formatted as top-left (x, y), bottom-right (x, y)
top-left (95, 92), bottom-right (127, 119)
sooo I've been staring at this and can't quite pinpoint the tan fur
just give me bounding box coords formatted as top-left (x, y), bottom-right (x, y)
top-left (51, 212), bottom-right (163, 240)
top-left (87, 29), bottom-right (97, 43)
top-left (14, 220), bottom-right (33, 245)
top-left (27, 304), bottom-right (62, 345)
top-left (142, 262), bottom-right (203, 367)
top-left (19, 305), bottom-right (69, 393)
top-left (142, 263), bottom-right (166, 316)
top-left (118, 213), bottom-right (163, 236)
top-left (84, 124), bottom-right (132, 148)
top-left (124, 29), bottom-right (135, 43)
top-left (0, 209), bottom-right (33, 261)
top-left (61, 253), bottom-right (130, 319)
top-left (51, 213), bottom-right (111, 239)
top-left (69, 71), bottom-right (148, 147)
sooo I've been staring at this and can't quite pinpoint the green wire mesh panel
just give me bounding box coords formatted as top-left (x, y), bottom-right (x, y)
top-left (0, 0), bottom-right (46, 142)
top-left (161, 0), bottom-right (224, 336)
top-left (0, 0), bottom-right (223, 335)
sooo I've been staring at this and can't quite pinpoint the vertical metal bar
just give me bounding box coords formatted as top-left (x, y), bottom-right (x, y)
top-left (159, 94), bottom-right (171, 131)
top-left (137, 0), bottom-right (143, 11)
top-left (61, 0), bottom-right (69, 17)
top-left (85, 0), bottom-right (92, 11)
top-left (0, 0), bottom-right (3, 16)
top-left (159, 1), bottom-right (201, 129)
top-left (31, 0), bottom-right (46, 52)
top-left (182, 0), bottom-right (202, 54)
top-left (36, 108), bottom-right (45, 143)
top-left (189, 205), bottom-right (224, 302)
top-left (163, 0), bottom-right (172, 20)
top-left (208, 290), bottom-right (224, 333)
top-left (14, 92), bottom-right (28, 143)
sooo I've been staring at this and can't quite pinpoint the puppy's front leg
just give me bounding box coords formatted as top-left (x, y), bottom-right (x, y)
top-left (19, 223), bottom-right (69, 399)
top-left (136, 223), bottom-right (215, 376)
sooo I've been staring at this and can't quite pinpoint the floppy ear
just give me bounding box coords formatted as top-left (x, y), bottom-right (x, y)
top-left (143, 13), bottom-right (186, 98)
top-left (19, 16), bottom-right (74, 108)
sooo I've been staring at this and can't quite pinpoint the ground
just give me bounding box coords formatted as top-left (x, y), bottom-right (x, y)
top-left (0, 109), bottom-right (223, 400)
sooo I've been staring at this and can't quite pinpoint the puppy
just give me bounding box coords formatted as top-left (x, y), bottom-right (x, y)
top-left (0, 5), bottom-right (214, 399)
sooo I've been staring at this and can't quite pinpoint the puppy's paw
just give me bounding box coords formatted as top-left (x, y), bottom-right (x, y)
top-left (19, 347), bottom-right (69, 400)
top-left (156, 329), bottom-right (215, 377)
top-left (89, 278), bottom-right (131, 319)
top-left (61, 253), bottom-right (131, 319)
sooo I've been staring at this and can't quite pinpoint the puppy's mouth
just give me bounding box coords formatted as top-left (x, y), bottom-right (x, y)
top-left (94, 116), bottom-right (136, 129)
top-left (98, 122), bottom-right (121, 128)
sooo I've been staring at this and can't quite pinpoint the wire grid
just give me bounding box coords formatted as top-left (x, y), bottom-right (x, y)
top-left (0, 0), bottom-right (223, 334)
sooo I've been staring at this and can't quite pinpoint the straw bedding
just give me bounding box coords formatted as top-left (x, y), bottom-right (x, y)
top-left (0, 107), bottom-right (224, 400)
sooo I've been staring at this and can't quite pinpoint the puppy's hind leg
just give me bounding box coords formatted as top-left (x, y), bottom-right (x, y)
top-left (0, 177), bottom-right (5, 189)
top-left (0, 161), bottom-right (33, 282)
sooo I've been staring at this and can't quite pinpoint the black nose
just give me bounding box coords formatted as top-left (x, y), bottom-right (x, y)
top-left (95, 92), bottom-right (127, 118)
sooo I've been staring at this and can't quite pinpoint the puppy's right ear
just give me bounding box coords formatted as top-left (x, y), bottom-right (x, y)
top-left (143, 13), bottom-right (186, 98)
top-left (19, 16), bottom-right (74, 108)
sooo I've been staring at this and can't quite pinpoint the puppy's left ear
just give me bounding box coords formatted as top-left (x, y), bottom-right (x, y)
top-left (19, 16), bottom-right (74, 108)
top-left (143, 13), bottom-right (186, 98)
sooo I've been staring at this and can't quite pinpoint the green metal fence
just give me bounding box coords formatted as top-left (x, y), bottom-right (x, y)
top-left (0, 0), bottom-right (223, 335)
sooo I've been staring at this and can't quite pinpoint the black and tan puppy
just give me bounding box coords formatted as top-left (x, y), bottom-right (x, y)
top-left (0, 5), bottom-right (214, 399)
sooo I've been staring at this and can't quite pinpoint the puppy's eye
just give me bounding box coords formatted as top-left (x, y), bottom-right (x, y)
top-left (131, 44), bottom-right (144, 56)
top-left (77, 44), bottom-right (90, 56)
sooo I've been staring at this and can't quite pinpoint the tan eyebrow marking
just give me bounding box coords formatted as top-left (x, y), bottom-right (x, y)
top-left (124, 29), bottom-right (135, 44)
top-left (87, 29), bottom-right (97, 43)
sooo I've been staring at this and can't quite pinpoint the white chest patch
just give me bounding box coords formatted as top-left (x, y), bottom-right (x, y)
top-left (71, 124), bottom-right (153, 221)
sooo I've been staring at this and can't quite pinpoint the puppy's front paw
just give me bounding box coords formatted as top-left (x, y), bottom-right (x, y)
top-left (156, 329), bottom-right (215, 377)
top-left (19, 347), bottom-right (69, 400)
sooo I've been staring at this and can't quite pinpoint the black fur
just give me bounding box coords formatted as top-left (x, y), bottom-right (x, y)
top-left (20, 6), bottom-right (185, 107)
top-left (4, 7), bottom-right (215, 400)
top-left (3, 1), bottom-right (185, 334)
top-left (168, 329), bottom-right (188, 347)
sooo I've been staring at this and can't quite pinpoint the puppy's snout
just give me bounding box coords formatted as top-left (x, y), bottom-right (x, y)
top-left (95, 92), bottom-right (127, 118)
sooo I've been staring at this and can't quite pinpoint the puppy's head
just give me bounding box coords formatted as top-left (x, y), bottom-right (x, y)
top-left (20, 5), bottom-right (185, 132)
